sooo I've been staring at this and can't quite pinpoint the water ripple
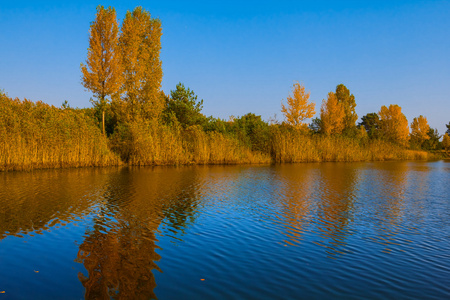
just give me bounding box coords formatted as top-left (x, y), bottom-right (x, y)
top-left (1, 162), bottom-right (449, 299)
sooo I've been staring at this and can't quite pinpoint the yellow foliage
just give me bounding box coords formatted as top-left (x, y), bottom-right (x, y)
top-left (80, 6), bottom-right (123, 134)
top-left (335, 84), bottom-right (358, 129)
top-left (0, 94), bottom-right (120, 171)
top-left (320, 92), bottom-right (345, 135)
top-left (378, 104), bottom-right (410, 146)
top-left (119, 7), bottom-right (164, 121)
top-left (443, 133), bottom-right (450, 150)
top-left (410, 115), bottom-right (430, 143)
top-left (1, 89), bottom-right (430, 171)
top-left (271, 126), bottom-right (427, 163)
top-left (281, 83), bottom-right (315, 128)
top-left (109, 120), bottom-right (270, 166)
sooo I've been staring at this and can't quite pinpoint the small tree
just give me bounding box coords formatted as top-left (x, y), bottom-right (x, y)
top-left (320, 92), bottom-right (345, 135)
top-left (233, 113), bottom-right (270, 152)
top-left (410, 115), bottom-right (430, 148)
top-left (165, 83), bottom-right (205, 128)
top-left (308, 117), bottom-right (322, 133)
top-left (335, 84), bottom-right (358, 133)
top-left (422, 128), bottom-right (441, 150)
top-left (443, 133), bottom-right (450, 152)
top-left (281, 82), bottom-right (315, 129)
top-left (446, 122), bottom-right (450, 135)
top-left (378, 104), bottom-right (409, 146)
top-left (358, 113), bottom-right (380, 139)
top-left (81, 6), bottom-right (122, 135)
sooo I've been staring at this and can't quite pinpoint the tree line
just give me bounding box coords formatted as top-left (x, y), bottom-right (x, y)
top-left (1, 5), bottom-right (449, 171)
top-left (280, 82), bottom-right (450, 151)
top-left (80, 6), bottom-right (449, 155)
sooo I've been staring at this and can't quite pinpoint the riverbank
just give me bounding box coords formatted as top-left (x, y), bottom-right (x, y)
top-left (0, 94), bottom-right (438, 171)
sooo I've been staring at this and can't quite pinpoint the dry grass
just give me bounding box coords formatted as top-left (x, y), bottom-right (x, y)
top-left (271, 126), bottom-right (429, 163)
top-left (0, 94), bottom-right (432, 172)
top-left (0, 95), bottom-right (121, 171)
top-left (109, 120), bottom-right (271, 166)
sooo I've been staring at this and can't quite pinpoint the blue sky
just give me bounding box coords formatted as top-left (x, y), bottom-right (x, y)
top-left (1, 0), bottom-right (449, 133)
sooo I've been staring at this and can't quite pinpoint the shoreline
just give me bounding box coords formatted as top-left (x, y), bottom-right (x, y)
top-left (2, 152), bottom-right (444, 173)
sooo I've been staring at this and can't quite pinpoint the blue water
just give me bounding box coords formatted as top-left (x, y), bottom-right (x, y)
top-left (0, 161), bottom-right (449, 299)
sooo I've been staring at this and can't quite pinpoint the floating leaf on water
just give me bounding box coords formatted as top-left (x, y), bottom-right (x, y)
top-left (34, 270), bottom-right (39, 273)
top-left (200, 279), bottom-right (205, 281)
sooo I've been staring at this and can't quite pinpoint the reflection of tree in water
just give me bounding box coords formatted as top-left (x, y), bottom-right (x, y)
top-left (275, 164), bottom-right (316, 245)
top-left (0, 168), bottom-right (111, 239)
top-left (315, 163), bottom-right (358, 257)
top-left (368, 162), bottom-right (411, 253)
top-left (161, 194), bottom-right (198, 234)
top-left (76, 167), bottom-right (201, 299)
top-left (77, 218), bottom-right (161, 299)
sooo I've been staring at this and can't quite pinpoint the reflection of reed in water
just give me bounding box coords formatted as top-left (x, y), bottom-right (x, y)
top-left (314, 163), bottom-right (358, 257)
top-left (76, 167), bottom-right (202, 299)
top-left (0, 168), bottom-right (113, 239)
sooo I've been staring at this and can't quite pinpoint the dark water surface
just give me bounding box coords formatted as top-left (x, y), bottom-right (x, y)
top-left (0, 161), bottom-right (449, 299)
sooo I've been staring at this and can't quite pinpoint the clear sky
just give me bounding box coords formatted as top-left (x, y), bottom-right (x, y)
top-left (1, 0), bottom-right (449, 134)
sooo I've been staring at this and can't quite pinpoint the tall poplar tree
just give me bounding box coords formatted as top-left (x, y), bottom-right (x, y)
top-left (81, 6), bottom-right (122, 135)
top-left (281, 82), bottom-right (315, 129)
top-left (119, 7), bottom-right (163, 122)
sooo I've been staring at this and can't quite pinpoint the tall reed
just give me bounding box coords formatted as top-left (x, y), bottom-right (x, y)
top-left (0, 94), bottom-right (432, 172)
top-left (270, 126), bottom-right (428, 163)
top-left (0, 95), bottom-right (120, 171)
top-left (110, 120), bottom-right (271, 165)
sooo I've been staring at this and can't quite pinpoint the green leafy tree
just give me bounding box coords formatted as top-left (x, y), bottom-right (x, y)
top-left (308, 117), bottom-right (322, 133)
top-left (165, 83), bottom-right (205, 128)
top-left (422, 128), bottom-right (441, 150)
top-left (335, 84), bottom-right (358, 134)
top-left (358, 113), bottom-right (380, 139)
top-left (233, 113), bottom-right (270, 152)
top-left (202, 116), bottom-right (229, 133)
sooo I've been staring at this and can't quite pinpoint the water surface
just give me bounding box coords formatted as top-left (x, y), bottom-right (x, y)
top-left (0, 161), bottom-right (449, 299)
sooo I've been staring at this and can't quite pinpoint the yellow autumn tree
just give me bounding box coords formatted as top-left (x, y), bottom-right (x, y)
top-left (410, 115), bottom-right (430, 148)
top-left (442, 133), bottom-right (450, 152)
top-left (281, 82), bottom-right (315, 129)
top-left (335, 84), bottom-right (358, 132)
top-left (81, 6), bottom-right (122, 135)
top-left (119, 7), bottom-right (163, 122)
top-left (320, 92), bottom-right (345, 135)
top-left (378, 104), bottom-right (409, 146)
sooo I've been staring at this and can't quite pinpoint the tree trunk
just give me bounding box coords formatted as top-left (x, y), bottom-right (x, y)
top-left (102, 110), bottom-right (105, 135)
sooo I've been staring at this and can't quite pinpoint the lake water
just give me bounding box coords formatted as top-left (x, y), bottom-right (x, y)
top-left (0, 161), bottom-right (449, 299)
